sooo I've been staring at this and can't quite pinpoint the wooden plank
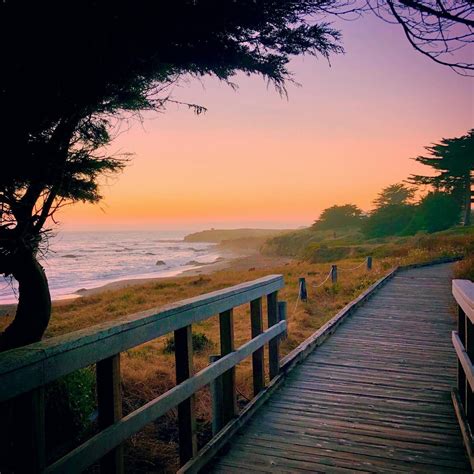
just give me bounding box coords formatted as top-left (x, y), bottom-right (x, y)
top-left (0, 275), bottom-right (284, 402)
top-left (453, 330), bottom-right (474, 393)
top-left (453, 279), bottom-right (474, 323)
top-left (280, 268), bottom-right (397, 373)
top-left (174, 326), bottom-right (197, 465)
top-left (96, 355), bottom-right (123, 474)
top-left (466, 316), bottom-right (474, 428)
top-left (178, 374), bottom-right (285, 474)
top-left (267, 291), bottom-right (279, 380)
top-left (219, 309), bottom-right (237, 424)
top-left (452, 388), bottom-right (474, 471)
top-left (210, 262), bottom-right (471, 474)
top-left (240, 430), bottom-right (466, 467)
top-left (45, 321), bottom-right (286, 473)
top-left (250, 297), bottom-right (265, 396)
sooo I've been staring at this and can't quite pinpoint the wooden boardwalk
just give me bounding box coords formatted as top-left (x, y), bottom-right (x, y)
top-left (210, 263), bottom-right (471, 473)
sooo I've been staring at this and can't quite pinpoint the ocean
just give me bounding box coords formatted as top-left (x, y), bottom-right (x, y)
top-left (0, 230), bottom-right (221, 304)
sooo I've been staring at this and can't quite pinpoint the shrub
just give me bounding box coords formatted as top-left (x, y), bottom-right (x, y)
top-left (454, 256), bottom-right (474, 281)
top-left (45, 367), bottom-right (96, 451)
top-left (362, 204), bottom-right (416, 238)
top-left (416, 192), bottom-right (461, 233)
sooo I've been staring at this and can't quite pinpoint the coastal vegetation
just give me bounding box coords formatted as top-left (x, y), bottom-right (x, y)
top-left (0, 1), bottom-right (345, 351)
top-left (1, 232), bottom-right (471, 470)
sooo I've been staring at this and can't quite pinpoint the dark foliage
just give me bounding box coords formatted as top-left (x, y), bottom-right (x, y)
top-left (416, 192), bottom-right (461, 233)
top-left (0, 1), bottom-right (344, 349)
top-left (373, 183), bottom-right (415, 209)
top-left (312, 204), bottom-right (364, 230)
top-left (364, 0), bottom-right (474, 75)
top-left (408, 129), bottom-right (474, 226)
top-left (362, 204), bottom-right (416, 238)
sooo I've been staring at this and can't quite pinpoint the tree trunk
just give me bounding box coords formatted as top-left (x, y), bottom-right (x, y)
top-left (0, 252), bottom-right (51, 352)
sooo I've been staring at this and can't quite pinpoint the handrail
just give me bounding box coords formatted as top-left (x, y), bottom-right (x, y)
top-left (0, 274), bottom-right (284, 402)
top-left (0, 274), bottom-right (286, 473)
top-left (453, 279), bottom-right (474, 323)
top-left (451, 278), bottom-right (474, 470)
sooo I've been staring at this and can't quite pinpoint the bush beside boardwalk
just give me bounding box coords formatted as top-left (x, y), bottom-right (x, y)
top-left (1, 229), bottom-right (473, 471)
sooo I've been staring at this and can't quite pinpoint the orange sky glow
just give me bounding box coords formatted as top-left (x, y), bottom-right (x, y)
top-left (61, 15), bottom-right (473, 232)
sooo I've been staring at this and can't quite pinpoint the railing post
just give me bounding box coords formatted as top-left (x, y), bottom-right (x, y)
top-left (298, 277), bottom-right (307, 302)
top-left (10, 388), bottom-right (46, 473)
top-left (209, 355), bottom-right (224, 435)
top-left (97, 354), bottom-right (124, 474)
top-left (278, 301), bottom-right (288, 339)
top-left (267, 291), bottom-right (280, 380)
top-left (459, 305), bottom-right (467, 408)
top-left (331, 265), bottom-right (338, 284)
top-left (367, 256), bottom-right (373, 270)
top-left (466, 313), bottom-right (474, 427)
top-left (174, 325), bottom-right (197, 465)
top-left (250, 297), bottom-right (265, 395)
top-left (219, 309), bottom-right (237, 424)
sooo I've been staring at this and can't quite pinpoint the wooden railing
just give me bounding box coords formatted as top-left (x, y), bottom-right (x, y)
top-left (452, 278), bottom-right (474, 469)
top-left (0, 275), bottom-right (286, 473)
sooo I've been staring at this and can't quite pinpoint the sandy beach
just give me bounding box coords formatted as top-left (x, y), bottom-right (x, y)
top-left (0, 250), bottom-right (294, 317)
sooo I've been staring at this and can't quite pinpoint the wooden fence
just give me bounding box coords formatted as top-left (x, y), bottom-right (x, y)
top-left (452, 278), bottom-right (474, 470)
top-left (0, 275), bottom-right (286, 473)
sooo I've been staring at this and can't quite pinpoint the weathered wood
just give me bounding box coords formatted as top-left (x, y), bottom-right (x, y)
top-left (298, 277), bottom-right (307, 302)
top-left (45, 321), bottom-right (286, 473)
top-left (250, 297), bottom-right (265, 395)
top-left (97, 354), bottom-right (123, 474)
top-left (278, 301), bottom-right (287, 339)
top-left (331, 264), bottom-right (337, 284)
top-left (466, 317), bottom-right (474, 428)
top-left (453, 331), bottom-right (474, 394)
top-left (174, 326), bottom-right (197, 465)
top-left (219, 309), bottom-right (237, 425)
top-left (281, 269), bottom-right (397, 373)
top-left (211, 263), bottom-right (470, 473)
top-left (452, 388), bottom-right (474, 471)
top-left (454, 279), bottom-right (474, 323)
top-left (178, 374), bottom-right (285, 474)
top-left (209, 355), bottom-right (224, 435)
top-left (0, 275), bottom-right (284, 403)
top-left (267, 291), bottom-right (279, 380)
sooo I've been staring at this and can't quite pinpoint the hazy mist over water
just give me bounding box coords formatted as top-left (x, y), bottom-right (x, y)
top-left (0, 230), bottom-right (221, 304)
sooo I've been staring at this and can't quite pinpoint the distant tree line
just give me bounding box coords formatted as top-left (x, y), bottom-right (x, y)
top-left (312, 130), bottom-right (473, 238)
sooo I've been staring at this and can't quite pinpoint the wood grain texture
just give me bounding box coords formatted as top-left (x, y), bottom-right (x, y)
top-left (0, 275), bottom-right (284, 402)
top-left (210, 263), bottom-right (471, 473)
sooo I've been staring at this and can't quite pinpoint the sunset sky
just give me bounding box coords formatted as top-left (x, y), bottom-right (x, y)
top-left (62, 13), bottom-right (473, 232)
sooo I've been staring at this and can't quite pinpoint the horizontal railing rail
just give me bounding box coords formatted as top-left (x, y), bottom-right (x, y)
top-left (452, 278), bottom-right (474, 470)
top-left (0, 274), bottom-right (286, 473)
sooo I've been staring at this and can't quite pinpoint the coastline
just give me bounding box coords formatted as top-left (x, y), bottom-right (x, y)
top-left (0, 249), bottom-right (292, 316)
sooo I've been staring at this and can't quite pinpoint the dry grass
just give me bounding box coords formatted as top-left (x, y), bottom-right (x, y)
top-left (1, 242), bottom-right (470, 472)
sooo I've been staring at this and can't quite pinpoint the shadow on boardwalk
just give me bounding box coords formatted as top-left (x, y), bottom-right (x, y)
top-left (210, 263), bottom-right (471, 473)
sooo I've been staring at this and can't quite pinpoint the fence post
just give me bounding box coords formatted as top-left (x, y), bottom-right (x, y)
top-left (219, 309), bottom-right (237, 425)
top-left (278, 301), bottom-right (287, 339)
top-left (268, 291), bottom-right (280, 380)
top-left (174, 325), bottom-right (198, 465)
top-left (466, 313), bottom-right (474, 427)
top-left (298, 277), bottom-right (307, 302)
top-left (97, 354), bottom-right (124, 474)
top-left (209, 355), bottom-right (224, 435)
top-left (459, 305), bottom-right (467, 408)
top-left (367, 256), bottom-right (373, 270)
top-left (19, 387), bottom-right (46, 473)
top-left (331, 265), bottom-right (338, 284)
top-left (250, 297), bottom-right (265, 396)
